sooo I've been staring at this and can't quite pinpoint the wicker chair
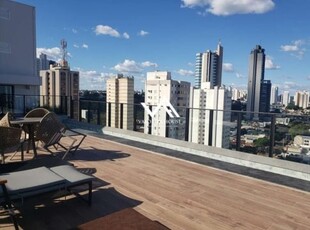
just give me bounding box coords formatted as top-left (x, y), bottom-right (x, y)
top-left (36, 112), bottom-right (85, 159)
top-left (25, 108), bottom-right (50, 118)
top-left (0, 112), bottom-right (13, 127)
top-left (23, 108), bottom-right (49, 140)
top-left (0, 126), bottom-right (24, 163)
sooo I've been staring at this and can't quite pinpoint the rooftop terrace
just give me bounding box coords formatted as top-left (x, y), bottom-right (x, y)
top-left (1, 127), bottom-right (310, 229)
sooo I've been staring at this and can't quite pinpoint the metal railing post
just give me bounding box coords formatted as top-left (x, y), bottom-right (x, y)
top-left (148, 105), bottom-right (152, 135)
top-left (87, 101), bottom-right (91, 123)
top-left (108, 102), bottom-right (111, 127)
top-left (208, 109), bottom-right (214, 146)
top-left (269, 114), bottom-right (276, 157)
top-left (236, 112), bottom-right (242, 151)
top-left (185, 108), bottom-right (190, 142)
top-left (120, 103), bottom-right (123, 129)
top-left (133, 104), bottom-right (137, 131)
top-left (23, 95), bottom-right (26, 115)
top-left (97, 102), bottom-right (100, 125)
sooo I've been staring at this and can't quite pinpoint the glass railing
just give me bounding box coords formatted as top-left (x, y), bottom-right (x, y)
top-left (1, 94), bottom-right (310, 165)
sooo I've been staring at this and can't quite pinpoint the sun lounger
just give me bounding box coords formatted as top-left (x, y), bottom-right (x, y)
top-left (0, 164), bottom-right (93, 229)
top-left (0, 165), bottom-right (93, 204)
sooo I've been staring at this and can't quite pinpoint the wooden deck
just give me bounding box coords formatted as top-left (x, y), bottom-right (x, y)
top-left (1, 134), bottom-right (310, 229)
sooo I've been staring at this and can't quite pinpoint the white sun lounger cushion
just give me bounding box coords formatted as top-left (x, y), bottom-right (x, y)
top-left (0, 166), bottom-right (66, 196)
top-left (50, 165), bottom-right (93, 186)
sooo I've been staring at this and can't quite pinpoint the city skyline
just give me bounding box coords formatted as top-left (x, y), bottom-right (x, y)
top-left (18, 0), bottom-right (310, 94)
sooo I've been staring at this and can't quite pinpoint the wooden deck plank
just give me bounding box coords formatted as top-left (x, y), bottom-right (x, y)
top-left (1, 135), bottom-right (310, 229)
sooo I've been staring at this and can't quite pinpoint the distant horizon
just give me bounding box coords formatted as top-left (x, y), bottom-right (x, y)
top-left (18, 0), bottom-right (310, 94)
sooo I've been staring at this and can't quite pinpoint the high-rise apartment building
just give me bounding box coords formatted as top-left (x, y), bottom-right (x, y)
top-left (106, 75), bottom-right (134, 130)
top-left (270, 86), bottom-right (279, 105)
top-left (144, 71), bottom-right (190, 140)
top-left (294, 91), bottom-right (309, 109)
top-left (36, 53), bottom-right (56, 76)
top-left (39, 53), bottom-right (49, 71)
top-left (282, 91), bottom-right (290, 107)
top-left (231, 87), bottom-right (247, 101)
top-left (40, 62), bottom-right (80, 120)
top-left (246, 45), bottom-right (270, 119)
top-left (189, 83), bottom-right (231, 148)
top-left (195, 43), bottom-right (223, 88)
top-left (0, 0), bottom-right (40, 113)
top-left (191, 43), bottom-right (231, 148)
top-left (259, 80), bottom-right (271, 114)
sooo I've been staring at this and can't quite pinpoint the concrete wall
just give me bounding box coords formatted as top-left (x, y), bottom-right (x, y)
top-left (0, 0), bottom-right (40, 92)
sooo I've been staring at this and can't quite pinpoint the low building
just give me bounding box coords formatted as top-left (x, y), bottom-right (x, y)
top-left (294, 135), bottom-right (310, 147)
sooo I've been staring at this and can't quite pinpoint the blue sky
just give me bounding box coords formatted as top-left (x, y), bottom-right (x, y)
top-left (18, 0), bottom-right (310, 94)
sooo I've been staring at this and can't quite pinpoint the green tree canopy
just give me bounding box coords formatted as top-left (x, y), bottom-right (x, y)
top-left (254, 137), bottom-right (270, 148)
top-left (289, 123), bottom-right (310, 138)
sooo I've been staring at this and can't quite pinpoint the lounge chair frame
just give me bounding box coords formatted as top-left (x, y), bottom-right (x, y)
top-left (0, 163), bottom-right (93, 229)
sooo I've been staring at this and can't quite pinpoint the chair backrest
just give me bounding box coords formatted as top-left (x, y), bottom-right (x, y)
top-left (25, 108), bottom-right (49, 118)
top-left (24, 108), bottom-right (49, 136)
top-left (0, 126), bottom-right (22, 152)
top-left (0, 112), bottom-right (13, 127)
top-left (36, 112), bottom-right (65, 147)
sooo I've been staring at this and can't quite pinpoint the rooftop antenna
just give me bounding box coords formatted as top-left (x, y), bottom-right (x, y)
top-left (60, 39), bottom-right (68, 67)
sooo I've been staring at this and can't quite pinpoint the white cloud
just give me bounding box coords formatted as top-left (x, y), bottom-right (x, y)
top-left (280, 40), bottom-right (305, 59)
top-left (181, 0), bottom-right (275, 16)
top-left (72, 28), bottom-right (78, 34)
top-left (187, 62), bottom-right (194, 66)
top-left (94, 25), bottom-right (130, 39)
top-left (141, 61), bottom-right (158, 68)
top-left (139, 30), bottom-right (149, 36)
top-left (77, 68), bottom-right (115, 90)
top-left (113, 59), bottom-right (159, 73)
top-left (223, 63), bottom-right (234, 72)
top-left (113, 59), bottom-right (142, 73)
top-left (36, 47), bottom-right (61, 60)
top-left (283, 81), bottom-right (298, 90)
top-left (236, 72), bottom-right (244, 78)
top-left (181, 0), bottom-right (209, 8)
top-left (176, 69), bottom-right (194, 76)
top-left (281, 45), bottom-right (298, 52)
top-left (79, 70), bottom-right (99, 78)
top-left (73, 43), bottom-right (88, 49)
top-left (94, 25), bottom-right (120, 37)
top-left (123, 32), bottom-right (130, 39)
top-left (265, 56), bottom-right (280, 70)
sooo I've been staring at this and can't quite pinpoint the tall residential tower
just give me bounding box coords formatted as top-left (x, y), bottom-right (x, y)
top-left (144, 71), bottom-right (190, 140)
top-left (40, 40), bottom-right (80, 119)
top-left (270, 86), bottom-right (279, 105)
top-left (247, 45), bottom-right (270, 119)
top-left (189, 83), bottom-right (232, 148)
top-left (195, 42), bottom-right (223, 89)
top-left (190, 43), bottom-right (231, 148)
top-left (106, 75), bottom-right (134, 130)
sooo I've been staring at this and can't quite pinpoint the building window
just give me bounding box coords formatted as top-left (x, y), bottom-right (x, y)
top-left (0, 7), bottom-right (10, 20)
top-left (0, 41), bottom-right (11, 54)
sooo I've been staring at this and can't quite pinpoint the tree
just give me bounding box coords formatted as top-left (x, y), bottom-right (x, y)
top-left (286, 103), bottom-right (300, 110)
top-left (289, 123), bottom-right (310, 139)
top-left (254, 137), bottom-right (269, 148)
